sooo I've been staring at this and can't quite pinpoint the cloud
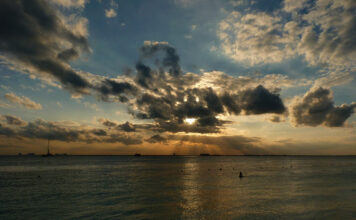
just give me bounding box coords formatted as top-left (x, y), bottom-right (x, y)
top-left (0, 0), bottom-right (91, 93)
top-left (0, 0), bottom-right (137, 100)
top-left (297, 0), bottom-right (356, 67)
top-left (105, 8), bottom-right (117, 18)
top-left (140, 41), bottom-right (182, 76)
top-left (195, 71), bottom-right (311, 93)
top-left (0, 115), bottom-right (27, 126)
top-left (95, 78), bottom-right (137, 101)
top-left (314, 71), bottom-right (354, 88)
top-left (52, 0), bottom-right (87, 8)
top-left (267, 115), bottom-right (284, 123)
top-left (290, 87), bottom-right (356, 127)
top-left (146, 134), bottom-right (167, 143)
top-left (104, 1), bottom-right (118, 18)
top-left (0, 116), bottom-right (143, 145)
top-left (283, 0), bottom-right (308, 12)
top-left (118, 121), bottom-right (136, 132)
top-left (239, 85), bottom-right (285, 114)
top-left (108, 42), bottom-right (286, 134)
top-left (4, 93), bottom-right (42, 110)
top-left (132, 83), bottom-right (284, 133)
top-left (0, 124), bottom-right (15, 137)
top-left (100, 118), bottom-right (117, 127)
top-left (217, 11), bottom-right (288, 64)
top-left (217, 0), bottom-right (356, 70)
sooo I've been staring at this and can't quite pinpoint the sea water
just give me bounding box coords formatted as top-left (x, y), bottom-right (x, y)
top-left (0, 156), bottom-right (355, 219)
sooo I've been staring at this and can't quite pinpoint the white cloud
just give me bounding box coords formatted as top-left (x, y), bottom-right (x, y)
top-left (105, 8), bottom-right (117, 18)
top-left (217, 0), bottom-right (356, 71)
top-left (283, 0), bottom-right (308, 12)
top-left (52, 0), bottom-right (87, 8)
top-left (104, 1), bottom-right (118, 18)
top-left (4, 93), bottom-right (42, 110)
top-left (217, 12), bottom-right (290, 65)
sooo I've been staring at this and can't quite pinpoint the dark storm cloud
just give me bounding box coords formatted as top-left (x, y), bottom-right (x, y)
top-left (101, 119), bottom-right (117, 127)
top-left (290, 87), bottom-right (356, 127)
top-left (0, 0), bottom-right (90, 92)
top-left (0, 124), bottom-right (16, 137)
top-left (0, 116), bottom-right (142, 145)
top-left (57, 48), bottom-right (79, 62)
top-left (118, 121), bottom-right (136, 132)
top-left (132, 84), bottom-right (285, 133)
top-left (133, 89), bottom-right (227, 133)
top-left (220, 93), bottom-right (241, 114)
top-left (1, 115), bottom-right (27, 126)
top-left (133, 41), bottom-right (186, 92)
top-left (91, 129), bottom-right (107, 136)
top-left (239, 85), bottom-right (285, 114)
top-left (140, 41), bottom-right (182, 76)
top-left (135, 62), bottom-right (152, 88)
top-left (18, 120), bottom-right (81, 141)
top-left (99, 118), bottom-right (155, 133)
top-left (204, 88), bottom-right (224, 114)
top-left (145, 134), bottom-right (167, 143)
top-left (0, 0), bottom-right (137, 99)
top-left (96, 79), bottom-right (137, 101)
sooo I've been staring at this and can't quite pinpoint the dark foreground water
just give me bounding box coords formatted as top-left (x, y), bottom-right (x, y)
top-left (0, 156), bottom-right (355, 219)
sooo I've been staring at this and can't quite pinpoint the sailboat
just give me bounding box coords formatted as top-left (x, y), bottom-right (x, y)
top-left (42, 136), bottom-right (53, 157)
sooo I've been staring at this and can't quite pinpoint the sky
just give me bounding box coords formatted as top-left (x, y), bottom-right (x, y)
top-left (0, 0), bottom-right (355, 155)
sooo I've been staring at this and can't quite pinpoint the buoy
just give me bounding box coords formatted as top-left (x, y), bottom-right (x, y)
top-left (239, 171), bottom-right (243, 178)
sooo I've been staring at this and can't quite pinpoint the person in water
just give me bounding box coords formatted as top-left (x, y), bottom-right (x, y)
top-left (239, 171), bottom-right (244, 178)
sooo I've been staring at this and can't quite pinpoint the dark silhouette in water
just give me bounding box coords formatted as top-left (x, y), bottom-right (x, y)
top-left (134, 153), bottom-right (141, 156)
top-left (200, 153), bottom-right (210, 156)
top-left (239, 171), bottom-right (244, 178)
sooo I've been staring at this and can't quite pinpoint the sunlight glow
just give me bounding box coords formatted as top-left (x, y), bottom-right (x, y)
top-left (184, 118), bottom-right (196, 125)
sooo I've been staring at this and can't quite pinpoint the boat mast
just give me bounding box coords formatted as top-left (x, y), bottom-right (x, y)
top-left (47, 136), bottom-right (50, 155)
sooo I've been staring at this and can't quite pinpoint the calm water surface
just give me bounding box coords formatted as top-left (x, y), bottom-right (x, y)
top-left (0, 156), bottom-right (355, 219)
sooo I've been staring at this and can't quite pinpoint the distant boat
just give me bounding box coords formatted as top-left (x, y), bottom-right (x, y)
top-left (200, 153), bottom-right (210, 156)
top-left (42, 137), bottom-right (53, 157)
top-left (134, 153), bottom-right (141, 156)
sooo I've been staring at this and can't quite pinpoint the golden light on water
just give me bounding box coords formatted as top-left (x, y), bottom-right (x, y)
top-left (184, 118), bottom-right (196, 125)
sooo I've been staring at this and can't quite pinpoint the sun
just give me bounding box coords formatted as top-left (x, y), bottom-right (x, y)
top-left (184, 118), bottom-right (196, 125)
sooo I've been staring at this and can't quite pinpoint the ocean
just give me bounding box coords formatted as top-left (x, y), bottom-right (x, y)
top-left (0, 156), bottom-right (355, 219)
